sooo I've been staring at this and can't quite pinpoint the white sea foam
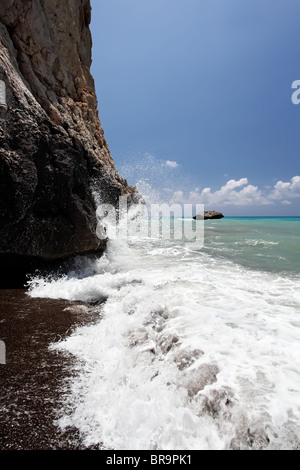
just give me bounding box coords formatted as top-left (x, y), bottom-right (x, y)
top-left (235, 239), bottom-right (280, 247)
top-left (28, 214), bottom-right (300, 450)
top-left (28, 190), bottom-right (300, 450)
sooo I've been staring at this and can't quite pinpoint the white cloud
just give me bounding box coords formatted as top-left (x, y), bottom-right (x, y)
top-left (168, 176), bottom-right (300, 208)
top-left (199, 178), bottom-right (271, 206)
top-left (281, 200), bottom-right (292, 205)
top-left (170, 190), bottom-right (184, 203)
top-left (165, 160), bottom-right (179, 169)
top-left (269, 176), bottom-right (300, 201)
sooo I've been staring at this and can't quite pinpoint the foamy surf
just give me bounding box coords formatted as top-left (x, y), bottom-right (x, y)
top-left (27, 213), bottom-right (300, 451)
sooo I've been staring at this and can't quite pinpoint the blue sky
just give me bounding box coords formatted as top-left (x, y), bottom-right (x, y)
top-left (90, 0), bottom-right (300, 215)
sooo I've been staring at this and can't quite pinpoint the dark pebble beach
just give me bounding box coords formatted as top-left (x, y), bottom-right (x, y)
top-left (0, 289), bottom-right (102, 450)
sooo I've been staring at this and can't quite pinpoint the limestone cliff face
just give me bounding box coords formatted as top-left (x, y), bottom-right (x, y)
top-left (0, 0), bottom-right (134, 263)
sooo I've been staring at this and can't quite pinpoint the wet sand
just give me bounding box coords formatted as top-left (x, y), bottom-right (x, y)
top-left (0, 289), bottom-right (102, 450)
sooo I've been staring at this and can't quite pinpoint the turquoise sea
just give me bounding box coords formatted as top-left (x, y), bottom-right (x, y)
top-left (202, 217), bottom-right (300, 275)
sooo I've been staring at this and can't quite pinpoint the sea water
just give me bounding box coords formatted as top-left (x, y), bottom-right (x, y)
top-left (28, 215), bottom-right (300, 450)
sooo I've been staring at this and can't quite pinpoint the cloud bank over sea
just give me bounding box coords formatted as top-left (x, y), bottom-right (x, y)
top-left (120, 153), bottom-right (300, 215)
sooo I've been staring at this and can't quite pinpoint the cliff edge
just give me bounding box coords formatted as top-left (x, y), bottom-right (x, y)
top-left (0, 0), bottom-right (134, 270)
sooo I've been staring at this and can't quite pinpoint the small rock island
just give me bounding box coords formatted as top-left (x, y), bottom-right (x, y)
top-left (193, 211), bottom-right (224, 220)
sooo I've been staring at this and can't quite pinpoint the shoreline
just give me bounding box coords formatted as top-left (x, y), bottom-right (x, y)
top-left (0, 289), bottom-right (102, 450)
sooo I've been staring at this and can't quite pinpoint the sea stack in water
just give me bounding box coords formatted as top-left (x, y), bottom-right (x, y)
top-left (0, 0), bottom-right (136, 268)
top-left (193, 211), bottom-right (224, 220)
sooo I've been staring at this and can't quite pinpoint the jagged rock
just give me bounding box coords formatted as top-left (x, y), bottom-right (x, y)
top-left (0, 0), bottom-right (136, 271)
top-left (193, 211), bottom-right (224, 220)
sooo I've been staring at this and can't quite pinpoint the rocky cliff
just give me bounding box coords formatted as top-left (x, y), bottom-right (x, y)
top-left (0, 0), bottom-right (134, 277)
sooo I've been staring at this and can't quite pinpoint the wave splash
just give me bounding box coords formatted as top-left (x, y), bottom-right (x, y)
top-left (28, 200), bottom-right (300, 450)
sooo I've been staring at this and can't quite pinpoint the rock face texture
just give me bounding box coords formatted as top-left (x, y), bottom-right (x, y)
top-left (193, 211), bottom-right (224, 220)
top-left (0, 0), bottom-right (134, 267)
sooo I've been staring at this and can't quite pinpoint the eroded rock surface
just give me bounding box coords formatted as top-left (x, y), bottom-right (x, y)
top-left (0, 0), bottom-right (135, 265)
